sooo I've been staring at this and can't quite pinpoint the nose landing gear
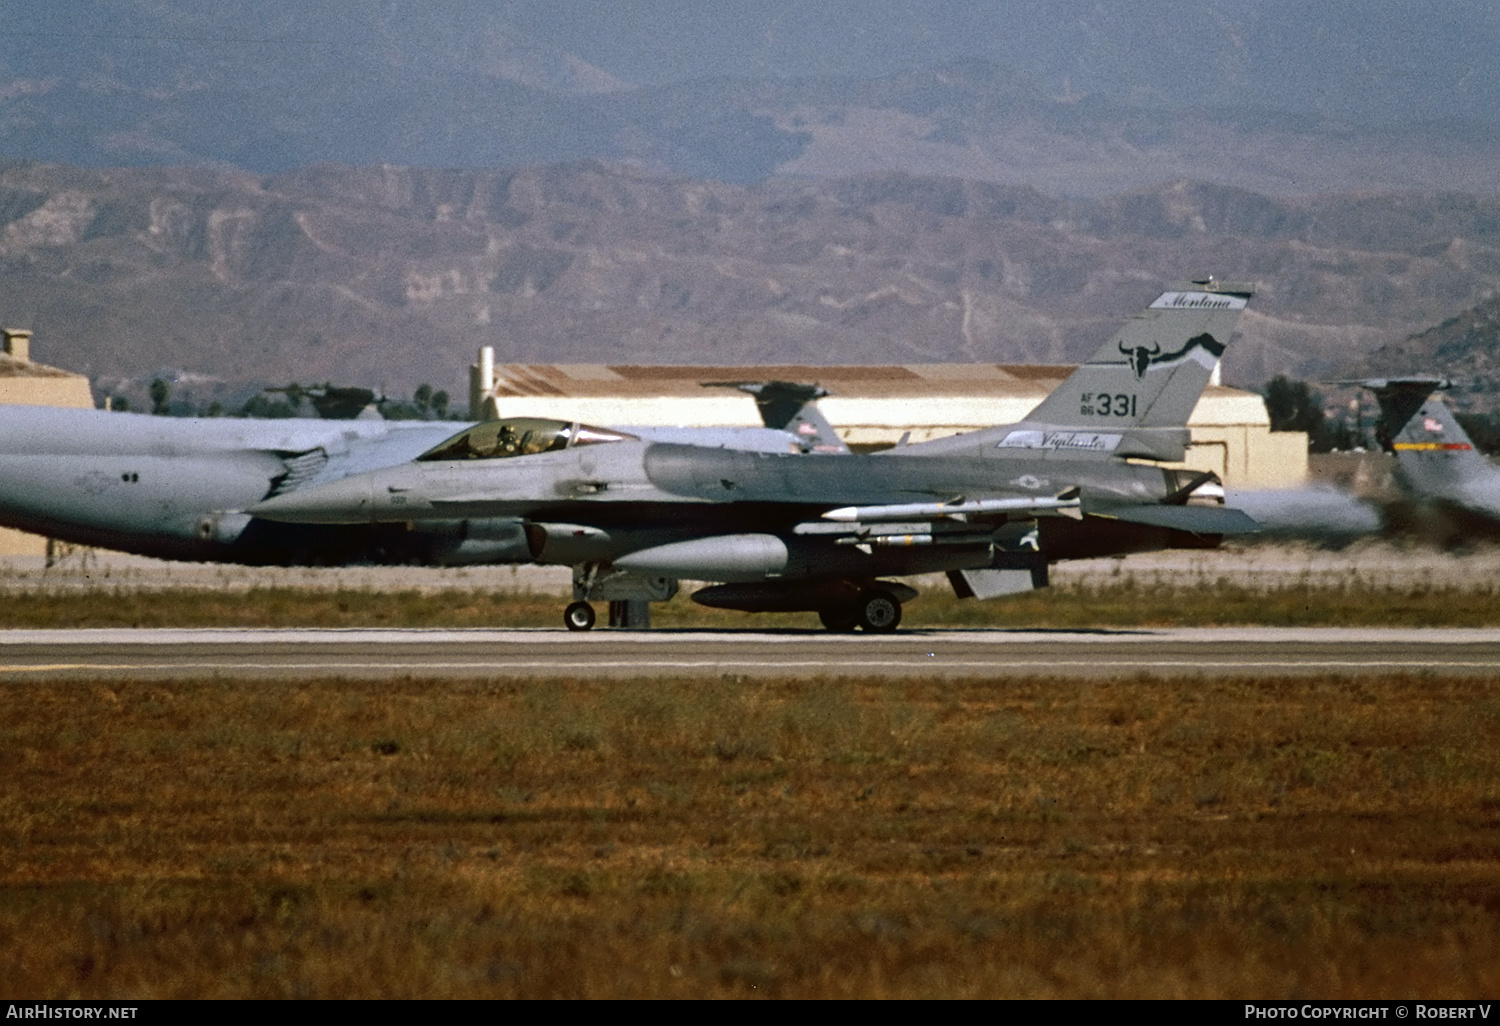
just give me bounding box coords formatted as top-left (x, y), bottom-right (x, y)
top-left (562, 566), bottom-right (680, 631)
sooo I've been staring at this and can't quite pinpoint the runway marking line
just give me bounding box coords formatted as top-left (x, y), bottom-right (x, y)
top-left (0, 664), bottom-right (140, 673)
top-left (5, 659), bottom-right (1500, 674)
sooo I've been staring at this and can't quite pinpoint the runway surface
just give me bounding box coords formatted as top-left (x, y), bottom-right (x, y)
top-left (2, 627), bottom-right (1500, 680)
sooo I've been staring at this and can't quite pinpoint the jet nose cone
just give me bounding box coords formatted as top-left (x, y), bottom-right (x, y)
top-left (250, 476), bottom-right (376, 524)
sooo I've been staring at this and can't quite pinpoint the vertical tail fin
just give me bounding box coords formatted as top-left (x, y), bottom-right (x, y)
top-left (1351, 378), bottom-right (1450, 451)
top-left (1354, 379), bottom-right (1488, 496)
top-left (1015, 280), bottom-right (1254, 461)
top-left (705, 380), bottom-right (850, 454)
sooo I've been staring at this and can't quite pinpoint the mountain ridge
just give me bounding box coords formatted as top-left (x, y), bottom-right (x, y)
top-left (2, 160), bottom-right (1498, 403)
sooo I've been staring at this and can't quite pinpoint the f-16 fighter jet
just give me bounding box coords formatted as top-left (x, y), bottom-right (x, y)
top-left (251, 280), bottom-right (1262, 631)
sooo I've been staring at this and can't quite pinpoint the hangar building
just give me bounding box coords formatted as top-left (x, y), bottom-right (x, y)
top-left (469, 351), bottom-right (1307, 489)
top-left (0, 330), bottom-right (96, 556)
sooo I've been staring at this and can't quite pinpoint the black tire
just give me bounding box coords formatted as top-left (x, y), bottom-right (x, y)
top-left (564, 601), bottom-right (596, 632)
top-left (818, 607), bottom-right (860, 632)
top-left (856, 590), bottom-right (902, 633)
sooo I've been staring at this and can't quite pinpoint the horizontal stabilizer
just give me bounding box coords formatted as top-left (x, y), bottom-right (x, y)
top-left (1094, 504), bottom-right (1261, 534)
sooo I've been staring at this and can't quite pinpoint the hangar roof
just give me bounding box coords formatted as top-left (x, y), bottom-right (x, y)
top-left (0, 353), bottom-right (83, 380)
top-left (484, 363), bottom-right (1270, 431)
top-left (490, 363), bottom-right (1082, 400)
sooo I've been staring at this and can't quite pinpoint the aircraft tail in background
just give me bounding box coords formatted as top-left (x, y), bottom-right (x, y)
top-left (706, 380), bottom-right (850, 454)
top-left (1353, 378), bottom-right (1490, 499)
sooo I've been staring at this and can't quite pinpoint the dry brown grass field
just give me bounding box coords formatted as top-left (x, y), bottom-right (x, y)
top-left (2, 671), bottom-right (1498, 998)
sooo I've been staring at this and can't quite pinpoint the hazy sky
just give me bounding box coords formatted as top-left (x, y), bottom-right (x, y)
top-left (3, 0), bottom-right (1497, 127)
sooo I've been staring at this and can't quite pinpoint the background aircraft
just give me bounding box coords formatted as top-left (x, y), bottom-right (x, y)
top-left (1355, 378), bottom-right (1500, 536)
top-left (252, 281), bottom-right (1262, 631)
top-left (0, 381), bottom-right (834, 567)
top-left (704, 381), bottom-right (850, 454)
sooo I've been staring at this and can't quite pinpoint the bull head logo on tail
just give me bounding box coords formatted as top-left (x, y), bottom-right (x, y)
top-left (1119, 334), bottom-right (1223, 380)
top-left (1120, 342), bottom-right (1160, 379)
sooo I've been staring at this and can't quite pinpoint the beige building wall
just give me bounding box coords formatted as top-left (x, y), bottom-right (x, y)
top-left (1170, 390), bottom-right (1309, 487)
top-left (0, 330), bottom-right (96, 556)
top-left (494, 394), bottom-right (765, 428)
top-left (0, 375), bottom-right (96, 408)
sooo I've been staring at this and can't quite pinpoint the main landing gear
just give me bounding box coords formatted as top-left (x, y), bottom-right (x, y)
top-left (853, 588), bottom-right (903, 633)
top-left (819, 587), bottom-right (902, 633)
top-left (564, 601), bottom-right (596, 631)
top-left (691, 578), bottom-right (915, 633)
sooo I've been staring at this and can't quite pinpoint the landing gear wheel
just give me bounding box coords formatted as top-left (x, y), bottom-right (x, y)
top-left (564, 601), bottom-right (596, 632)
top-left (856, 590), bottom-right (902, 633)
top-left (818, 607), bottom-right (860, 632)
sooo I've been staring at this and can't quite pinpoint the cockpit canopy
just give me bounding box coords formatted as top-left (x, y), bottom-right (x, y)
top-left (417, 418), bottom-right (636, 462)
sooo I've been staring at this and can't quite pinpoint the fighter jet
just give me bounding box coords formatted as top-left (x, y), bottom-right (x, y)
top-left (1354, 378), bottom-right (1500, 532)
top-left (0, 381), bottom-right (837, 567)
top-left (251, 280), bottom-right (1262, 631)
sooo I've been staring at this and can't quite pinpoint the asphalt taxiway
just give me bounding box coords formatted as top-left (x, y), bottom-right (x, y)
top-left (1, 627), bottom-right (1497, 680)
